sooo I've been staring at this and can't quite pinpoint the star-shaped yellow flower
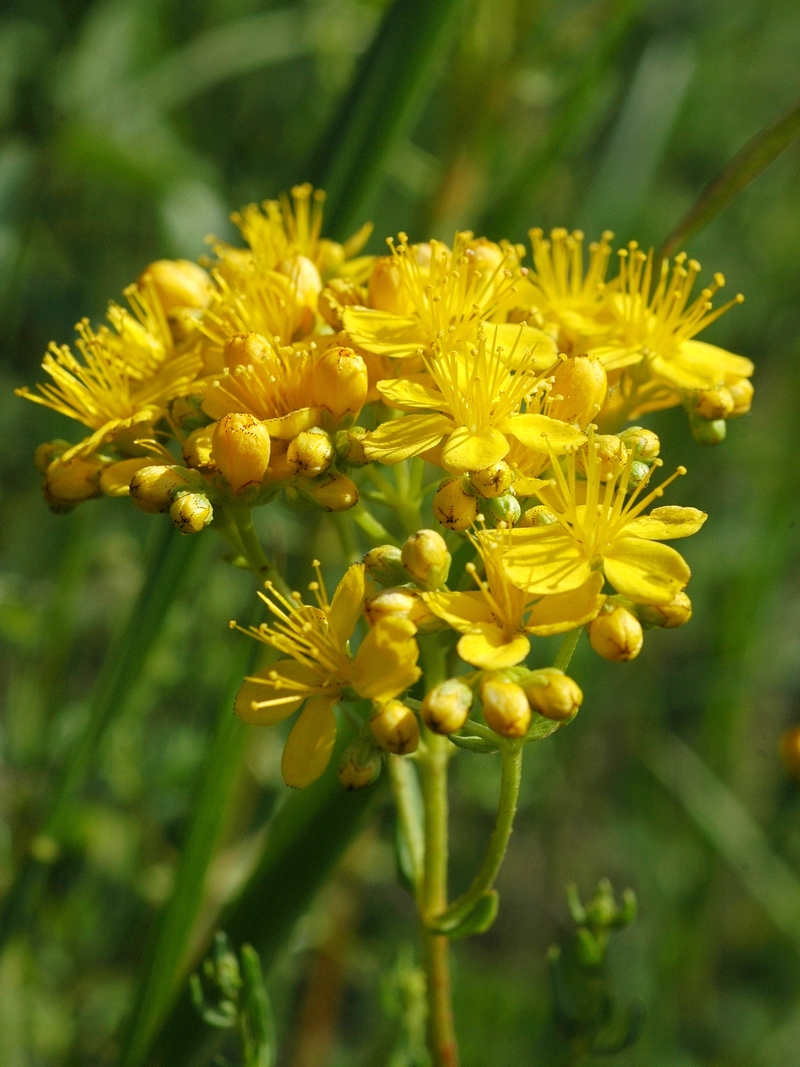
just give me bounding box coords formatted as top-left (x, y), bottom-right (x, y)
top-left (234, 562), bottom-right (421, 787)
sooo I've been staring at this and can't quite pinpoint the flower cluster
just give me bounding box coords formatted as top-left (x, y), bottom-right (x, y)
top-left (18, 188), bottom-right (753, 787)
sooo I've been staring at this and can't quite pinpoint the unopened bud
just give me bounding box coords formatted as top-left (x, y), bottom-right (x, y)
top-left (519, 505), bottom-right (557, 528)
top-left (368, 256), bottom-right (413, 315)
top-left (223, 332), bottom-right (272, 371)
top-left (304, 470), bottom-right (358, 511)
top-left (618, 426), bottom-right (660, 461)
top-left (312, 346), bottom-right (368, 425)
top-left (401, 529), bottom-right (451, 590)
top-left (99, 457), bottom-right (153, 498)
top-left (470, 461), bottom-right (514, 499)
top-left (481, 492), bottom-right (521, 529)
top-left (318, 278), bottom-right (366, 330)
top-left (34, 440), bottom-right (70, 472)
top-left (169, 394), bottom-right (209, 434)
top-left (182, 425), bottom-right (216, 472)
top-left (138, 259), bottom-right (213, 314)
top-left (693, 386), bottom-right (734, 421)
top-left (628, 460), bottom-right (650, 490)
top-left (364, 545), bottom-right (407, 586)
top-left (780, 725), bottom-right (800, 779)
top-left (334, 426), bottom-right (369, 467)
top-left (548, 356), bottom-right (607, 426)
top-left (279, 254), bottom-right (322, 307)
top-left (480, 677), bottom-right (531, 738)
top-left (170, 493), bottom-right (213, 534)
top-left (637, 591), bottom-right (692, 629)
top-left (370, 700), bottom-right (419, 755)
top-left (212, 413), bottom-right (271, 494)
top-left (44, 455), bottom-right (104, 507)
top-left (364, 588), bottom-right (440, 633)
top-left (588, 604), bottom-right (643, 661)
top-left (689, 411), bottom-right (727, 445)
top-left (130, 465), bottom-right (193, 513)
top-left (433, 477), bottom-right (479, 532)
top-left (338, 735), bottom-right (382, 790)
top-left (287, 429), bottom-right (334, 478)
top-left (523, 668), bottom-right (583, 721)
top-left (420, 678), bottom-right (473, 735)
top-left (466, 237), bottom-right (506, 274)
top-left (728, 377), bottom-right (753, 417)
top-left (579, 435), bottom-right (627, 481)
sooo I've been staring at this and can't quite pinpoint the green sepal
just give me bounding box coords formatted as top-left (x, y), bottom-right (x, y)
top-left (436, 890), bottom-right (499, 940)
top-left (525, 712), bottom-right (563, 742)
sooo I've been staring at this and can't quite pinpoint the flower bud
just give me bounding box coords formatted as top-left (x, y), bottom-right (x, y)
top-left (693, 386), bottom-right (735, 421)
top-left (212, 413), bottom-right (271, 494)
top-left (34, 440), bottom-right (70, 472)
top-left (689, 411), bottom-right (726, 445)
top-left (44, 455), bottom-right (104, 507)
top-left (480, 678), bottom-right (531, 738)
top-left (578, 435), bottom-right (627, 481)
top-left (548, 356), bottom-right (607, 426)
top-left (182, 425), bottom-right (216, 472)
top-left (728, 378), bottom-right (753, 417)
top-left (318, 278), bottom-right (367, 329)
top-left (523, 667), bottom-right (583, 721)
top-left (370, 700), bottom-right (419, 755)
top-left (519, 505), bottom-right (557, 528)
top-left (99, 457), bottom-right (153, 498)
top-left (627, 460), bottom-right (650, 491)
top-left (364, 545), bottom-right (407, 587)
top-left (279, 254), bottom-right (322, 307)
top-left (401, 529), bottom-right (451, 590)
top-left (470, 461), bottom-right (514, 499)
top-left (130, 465), bottom-right (194, 513)
top-left (420, 678), bottom-right (473, 735)
top-left (481, 492), bottom-right (521, 529)
top-left (170, 493), bottom-right (213, 534)
top-left (138, 259), bottom-right (213, 314)
top-left (223, 332), bottom-right (272, 371)
top-left (364, 588), bottom-right (440, 633)
top-left (303, 470), bottom-right (359, 511)
top-left (334, 426), bottom-right (369, 467)
top-left (287, 429), bottom-right (334, 478)
top-left (169, 394), bottom-right (210, 434)
top-left (312, 346), bottom-right (368, 425)
top-left (466, 237), bottom-right (506, 275)
top-left (338, 735), bottom-right (382, 790)
top-left (779, 725), bottom-right (800, 779)
top-left (637, 591), bottom-right (692, 629)
top-left (618, 425), bottom-right (660, 462)
top-left (368, 256), bottom-right (414, 315)
top-left (433, 477), bottom-right (479, 532)
top-left (588, 604), bottom-right (643, 661)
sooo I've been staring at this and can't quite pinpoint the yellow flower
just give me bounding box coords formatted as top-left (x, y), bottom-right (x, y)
top-left (503, 430), bottom-right (707, 604)
top-left (364, 327), bottom-right (583, 473)
top-left (424, 527), bottom-right (606, 669)
top-left (16, 283), bottom-right (202, 459)
top-left (342, 231), bottom-right (556, 362)
top-left (590, 246), bottom-right (753, 420)
top-left (234, 562), bottom-right (421, 787)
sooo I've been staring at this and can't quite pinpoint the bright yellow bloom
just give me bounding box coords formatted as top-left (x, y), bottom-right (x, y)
top-left (342, 231), bottom-right (557, 362)
top-left (503, 430), bottom-right (707, 604)
top-left (424, 528), bottom-right (605, 669)
top-left (16, 283), bottom-right (201, 459)
top-left (234, 563), bottom-right (421, 787)
top-left (364, 327), bottom-right (583, 473)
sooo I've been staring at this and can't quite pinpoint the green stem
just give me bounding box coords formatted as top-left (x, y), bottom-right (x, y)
top-left (230, 508), bottom-right (292, 597)
top-left (432, 742), bottom-right (523, 933)
top-left (351, 502), bottom-right (398, 546)
top-left (330, 511), bottom-right (361, 564)
top-left (553, 627), bottom-right (583, 673)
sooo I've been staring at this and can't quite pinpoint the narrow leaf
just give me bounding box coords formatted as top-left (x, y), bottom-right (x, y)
top-left (660, 99), bottom-right (800, 260)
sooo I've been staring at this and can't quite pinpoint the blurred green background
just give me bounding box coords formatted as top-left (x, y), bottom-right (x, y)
top-left (2, 0), bottom-right (800, 1064)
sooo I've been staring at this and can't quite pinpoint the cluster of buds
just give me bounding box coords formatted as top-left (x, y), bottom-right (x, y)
top-left (587, 591), bottom-right (692, 663)
top-left (363, 529), bottom-right (452, 633)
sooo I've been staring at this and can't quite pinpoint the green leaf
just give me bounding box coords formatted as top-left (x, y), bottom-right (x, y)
top-left (448, 733), bottom-right (499, 754)
top-left (660, 99), bottom-right (800, 260)
top-left (435, 890), bottom-right (499, 940)
top-left (239, 945), bottom-right (276, 1067)
top-left (308, 0), bottom-right (469, 240)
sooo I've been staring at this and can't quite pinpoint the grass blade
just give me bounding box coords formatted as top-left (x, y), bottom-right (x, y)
top-left (308, 0), bottom-right (468, 240)
top-left (0, 521), bottom-right (201, 951)
top-left (660, 99), bottom-right (800, 260)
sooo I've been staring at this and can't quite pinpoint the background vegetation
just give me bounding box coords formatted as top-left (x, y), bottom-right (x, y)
top-left (2, 0), bottom-right (800, 1064)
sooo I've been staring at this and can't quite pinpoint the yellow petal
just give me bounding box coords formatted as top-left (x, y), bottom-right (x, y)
top-left (679, 340), bottom-right (754, 383)
top-left (624, 506), bottom-right (707, 540)
top-left (234, 660), bottom-right (318, 725)
top-left (442, 425), bottom-right (509, 472)
top-left (511, 475), bottom-right (551, 498)
top-left (424, 591), bottom-right (495, 633)
top-left (99, 457), bottom-right (153, 497)
top-left (352, 616), bottom-right (421, 702)
top-left (505, 413), bottom-right (586, 455)
top-left (492, 324), bottom-right (558, 371)
top-left (377, 378), bottom-right (446, 412)
top-left (603, 536), bottom-right (690, 604)
top-left (503, 527), bottom-right (592, 595)
top-left (364, 413), bottom-right (453, 464)
top-left (262, 408), bottom-right (322, 440)
top-left (342, 307), bottom-right (429, 357)
top-left (281, 694), bottom-right (338, 788)
top-left (526, 572), bottom-right (605, 636)
top-left (328, 563), bottom-right (366, 645)
top-left (587, 343), bottom-right (644, 372)
top-left (457, 628), bottom-right (530, 669)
